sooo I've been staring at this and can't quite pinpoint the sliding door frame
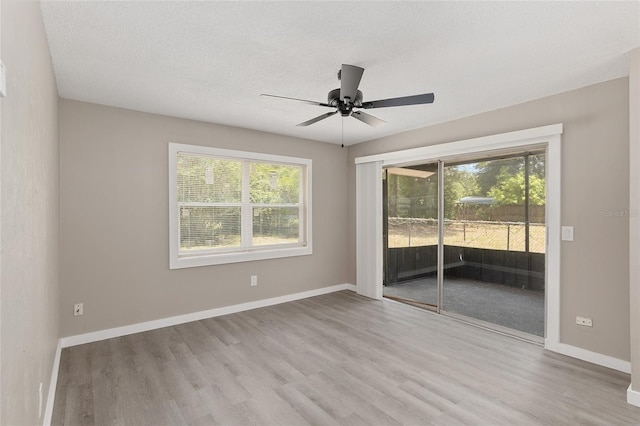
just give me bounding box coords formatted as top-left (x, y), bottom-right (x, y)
top-left (437, 160), bottom-right (444, 313)
top-left (355, 124), bottom-right (562, 350)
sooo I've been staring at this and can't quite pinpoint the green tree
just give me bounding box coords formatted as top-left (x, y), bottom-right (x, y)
top-left (477, 155), bottom-right (545, 194)
top-left (250, 163), bottom-right (299, 204)
top-left (488, 171), bottom-right (545, 205)
top-left (444, 167), bottom-right (479, 219)
top-left (476, 157), bottom-right (523, 195)
top-left (250, 163), bottom-right (300, 238)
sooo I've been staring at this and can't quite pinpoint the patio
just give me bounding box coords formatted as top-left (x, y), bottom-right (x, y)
top-left (384, 276), bottom-right (544, 337)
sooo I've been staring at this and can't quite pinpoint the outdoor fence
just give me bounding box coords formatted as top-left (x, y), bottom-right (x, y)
top-left (388, 217), bottom-right (545, 253)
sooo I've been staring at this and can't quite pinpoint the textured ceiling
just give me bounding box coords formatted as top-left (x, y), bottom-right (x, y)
top-left (41, 1), bottom-right (640, 146)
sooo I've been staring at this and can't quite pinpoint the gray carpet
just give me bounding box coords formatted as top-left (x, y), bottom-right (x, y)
top-left (383, 276), bottom-right (544, 337)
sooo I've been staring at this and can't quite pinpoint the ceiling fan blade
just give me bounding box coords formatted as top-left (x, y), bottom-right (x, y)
top-left (362, 93), bottom-right (435, 109)
top-left (340, 64), bottom-right (364, 102)
top-left (352, 111), bottom-right (386, 127)
top-left (261, 94), bottom-right (332, 108)
top-left (296, 110), bottom-right (338, 127)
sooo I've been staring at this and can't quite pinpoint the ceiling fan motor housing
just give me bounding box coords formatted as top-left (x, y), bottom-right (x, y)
top-left (328, 88), bottom-right (363, 116)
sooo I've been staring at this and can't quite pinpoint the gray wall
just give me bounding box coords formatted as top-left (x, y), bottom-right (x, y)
top-left (59, 100), bottom-right (349, 337)
top-left (348, 78), bottom-right (630, 361)
top-left (1, 2), bottom-right (60, 425)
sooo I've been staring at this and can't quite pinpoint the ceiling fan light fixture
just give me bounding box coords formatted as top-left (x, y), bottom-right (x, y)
top-left (328, 88), bottom-right (341, 105)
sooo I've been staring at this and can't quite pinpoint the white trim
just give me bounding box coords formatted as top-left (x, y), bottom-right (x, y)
top-left (172, 143), bottom-right (311, 166)
top-left (60, 283), bottom-right (356, 348)
top-left (546, 341), bottom-right (631, 374)
top-left (42, 339), bottom-right (62, 426)
top-left (355, 124), bottom-right (563, 165)
top-left (628, 384), bottom-right (640, 407)
top-left (241, 160), bottom-right (252, 247)
top-left (356, 161), bottom-right (383, 299)
top-left (173, 244), bottom-right (312, 269)
top-left (544, 135), bottom-right (562, 348)
top-left (168, 143), bottom-right (313, 269)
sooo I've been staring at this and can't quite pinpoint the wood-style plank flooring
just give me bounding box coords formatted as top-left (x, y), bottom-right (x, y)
top-left (52, 291), bottom-right (640, 425)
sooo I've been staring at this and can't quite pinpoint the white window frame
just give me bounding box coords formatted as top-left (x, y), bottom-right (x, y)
top-left (169, 143), bottom-right (312, 269)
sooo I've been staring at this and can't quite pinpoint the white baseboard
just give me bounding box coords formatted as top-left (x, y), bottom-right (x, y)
top-left (43, 339), bottom-right (62, 426)
top-left (628, 384), bottom-right (640, 407)
top-left (545, 340), bottom-right (631, 374)
top-left (61, 283), bottom-right (356, 348)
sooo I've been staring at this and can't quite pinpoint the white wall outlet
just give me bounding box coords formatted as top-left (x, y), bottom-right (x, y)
top-left (251, 275), bottom-right (258, 287)
top-left (73, 303), bottom-right (83, 316)
top-left (561, 226), bottom-right (574, 241)
top-left (38, 382), bottom-right (43, 418)
top-left (576, 316), bottom-right (592, 327)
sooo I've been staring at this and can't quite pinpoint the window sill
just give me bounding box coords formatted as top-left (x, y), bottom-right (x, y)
top-left (169, 245), bottom-right (312, 269)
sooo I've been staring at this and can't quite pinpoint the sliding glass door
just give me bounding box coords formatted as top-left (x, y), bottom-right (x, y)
top-left (382, 151), bottom-right (546, 339)
top-left (442, 153), bottom-right (545, 337)
top-left (383, 163), bottom-right (440, 309)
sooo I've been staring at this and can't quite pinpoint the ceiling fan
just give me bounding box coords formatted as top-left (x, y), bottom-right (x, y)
top-left (261, 64), bottom-right (435, 128)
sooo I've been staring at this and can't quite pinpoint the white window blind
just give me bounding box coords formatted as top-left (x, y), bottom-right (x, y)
top-left (169, 143), bottom-right (312, 268)
top-left (177, 154), bottom-right (242, 252)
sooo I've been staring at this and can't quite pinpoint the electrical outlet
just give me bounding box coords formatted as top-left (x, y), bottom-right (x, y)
top-left (576, 316), bottom-right (592, 327)
top-left (251, 275), bottom-right (258, 287)
top-left (73, 303), bottom-right (83, 316)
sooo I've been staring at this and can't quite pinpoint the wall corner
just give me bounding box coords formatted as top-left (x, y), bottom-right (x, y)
top-left (629, 47), bottom-right (640, 401)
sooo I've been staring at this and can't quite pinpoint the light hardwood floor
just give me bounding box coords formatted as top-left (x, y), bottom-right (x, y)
top-left (52, 290), bottom-right (640, 425)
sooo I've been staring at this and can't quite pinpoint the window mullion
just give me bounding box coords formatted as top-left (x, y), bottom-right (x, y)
top-left (298, 165), bottom-right (305, 243)
top-left (241, 160), bottom-right (253, 247)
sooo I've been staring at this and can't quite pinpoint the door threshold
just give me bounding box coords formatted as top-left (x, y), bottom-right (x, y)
top-left (383, 295), bottom-right (543, 346)
top-left (383, 295), bottom-right (437, 312)
top-left (441, 310), bottom-right (544, 345)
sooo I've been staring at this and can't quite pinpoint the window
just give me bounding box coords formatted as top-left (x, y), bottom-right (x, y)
top-left (169, 143), bottom-right (312, 268)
